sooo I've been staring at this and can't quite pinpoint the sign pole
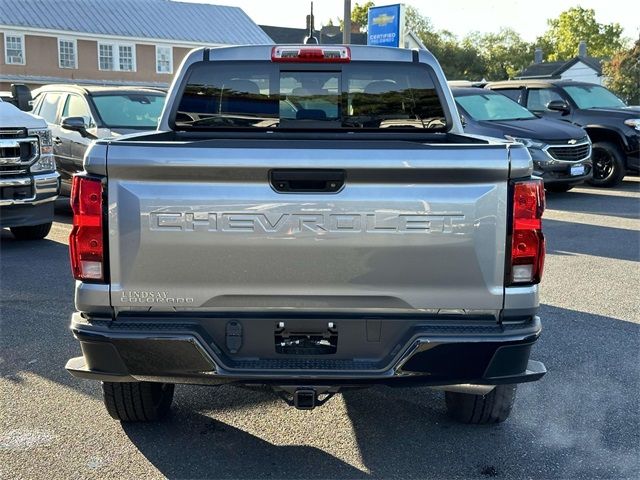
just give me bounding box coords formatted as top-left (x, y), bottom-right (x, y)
top-left (343, 0), bottom-right (351, 44)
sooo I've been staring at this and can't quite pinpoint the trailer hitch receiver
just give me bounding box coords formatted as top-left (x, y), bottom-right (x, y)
top-left (273, 386), bottom-right (339, 410)
top-left (294, 389), bottom-right (316, 410)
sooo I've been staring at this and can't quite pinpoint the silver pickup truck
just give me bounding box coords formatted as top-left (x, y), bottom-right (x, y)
top-left (65, 45), bottom-right (546, 424)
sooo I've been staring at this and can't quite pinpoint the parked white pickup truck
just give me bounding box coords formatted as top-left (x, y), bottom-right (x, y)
top-left (0, 96), bottom-right (59, 239)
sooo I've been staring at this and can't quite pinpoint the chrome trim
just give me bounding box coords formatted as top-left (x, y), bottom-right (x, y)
top-left (0, 171), bottom-right (59, 206)
top-left (0, 129), bottom-right (26, 137)
top-left (0, 137), bottom-right (39, 166)
top-left (542, 141), bottom-right (592, 164)
top-left (0, 176), bottom-right (32, 187)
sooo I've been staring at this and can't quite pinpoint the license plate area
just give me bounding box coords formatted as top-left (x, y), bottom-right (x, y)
top-left (0, 184), bottom-right (32, 201)
top-left (275, 321), bottom-right (338, 355)
top-left (570, 164), bottom-right (585, 176)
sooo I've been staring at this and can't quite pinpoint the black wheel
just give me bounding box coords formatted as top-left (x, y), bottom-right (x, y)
top-left (102, 381), bottom-right (174, 422)
top-left (9, 222), bottom-right (52, 240)
top-left (545, 184), bottom-right (573, 193)
top-left (588, 141), bottom-right (625, 187)
top-left (445, 384), bottom-right (517, 424)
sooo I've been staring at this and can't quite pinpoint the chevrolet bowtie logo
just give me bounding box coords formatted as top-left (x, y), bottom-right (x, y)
top-left (568, 139), bottom-right (577, 144)
top-left (372, 13), bottom-right (395, 26)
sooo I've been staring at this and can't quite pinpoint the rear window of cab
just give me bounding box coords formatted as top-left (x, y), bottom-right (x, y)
top-left (172, 61), bottom-right (448, 132)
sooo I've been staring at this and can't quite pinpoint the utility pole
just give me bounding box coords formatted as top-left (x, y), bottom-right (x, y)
top-left (343, 0), bottom-right (351, 44)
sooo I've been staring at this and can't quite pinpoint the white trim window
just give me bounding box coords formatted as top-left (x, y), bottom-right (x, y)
top-left (58, 38), bottom-right (77, 69)
top-left (155, 45), bottom-right (173, 74)
top-left (96, 42), bottom-right (136, 71)
top-left (118, 44), bottom-right (135, 71)
top-left (98, 43), bottom-right (114, 70)
top-left (4, 33), bottom-right (25, 65)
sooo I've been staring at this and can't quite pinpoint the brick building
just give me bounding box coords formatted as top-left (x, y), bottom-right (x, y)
top-left (0, 0), bottom-right (272, 91)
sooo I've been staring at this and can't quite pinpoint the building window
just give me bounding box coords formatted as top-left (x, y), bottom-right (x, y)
top-left (156, 45), bottom-right (173, 74)
top-left (98, 43), bottom-right (113, 70)
top-left (96, 42), bottom-right (135, 71)
top-left (58, 38), bottom-right (77, 69)
top-left (118, 45), bottom-right (134, 71)
top-left (4, 33), bottom-right (25, 65)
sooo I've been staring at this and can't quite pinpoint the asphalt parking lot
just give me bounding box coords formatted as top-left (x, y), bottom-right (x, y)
top-left (1, 179), bottom-right (639, 480)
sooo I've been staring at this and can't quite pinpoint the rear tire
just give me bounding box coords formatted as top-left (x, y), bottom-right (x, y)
top-left (588, 141), bottom-right (625, 187)
top-left (445, 384), bottom-right (517, 424)
top-left (545, 184), bottom-right (573, 193)
top-left (102, 381), bottom-right (174, 422)
top-left (9, 222), bottom-right (52, 240)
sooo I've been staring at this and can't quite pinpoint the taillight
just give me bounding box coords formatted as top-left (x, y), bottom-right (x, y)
top-left (69, 176), bottom-right (105, 282)
top-left (509, 180), bottom-right (545, 285)
top-left (271, 45), bottom-right (351, 63)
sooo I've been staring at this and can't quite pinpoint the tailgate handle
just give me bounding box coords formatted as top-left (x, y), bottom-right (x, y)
top-left (270, 170), bottom-right (344, 193)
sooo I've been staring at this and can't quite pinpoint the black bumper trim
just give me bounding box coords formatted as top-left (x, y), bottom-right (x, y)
top-left (67, 313), bottom-right (545, 387)
top-left (0, 201), bottom-right (54, 228)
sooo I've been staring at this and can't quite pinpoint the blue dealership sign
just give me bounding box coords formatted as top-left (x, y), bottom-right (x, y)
top-left (367, 4), bottom-right (404, 47)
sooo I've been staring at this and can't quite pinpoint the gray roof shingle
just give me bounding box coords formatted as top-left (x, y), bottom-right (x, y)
top-left (0, 0), bottom-right (273, 45)
top-left (260, 25), bottom-right (367, 45)
top-left (518, 56), bottom-right (603, 79)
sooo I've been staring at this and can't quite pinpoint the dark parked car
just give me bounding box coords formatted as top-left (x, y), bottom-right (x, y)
top-left (452, 87), bottom-right (591, 192)
top-left (485, 80), bottom-right (640, 187)
top-left (30, 85), bottom-right (166, 194)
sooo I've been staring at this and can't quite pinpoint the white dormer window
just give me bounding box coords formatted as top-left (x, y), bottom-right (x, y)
top-left (156, 45), bottom-right (173, 74)
top-left (58, 38), bottom-right (77, 69)
top-left (5, 33), bottom-right (25, 65)
top-left (98, 43), bottom-right (114, 70)
top-left (118, 44), bottom-right (134, 71)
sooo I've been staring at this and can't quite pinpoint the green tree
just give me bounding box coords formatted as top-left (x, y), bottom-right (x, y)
top-left (464, 28), bottom-right (534, 80)
top-left (425, 30), bottom-right (487, 80)
top-left (603, 39), bottom-right (640, 104)
top-left (402, 6), bottom-right (485, 80)
top-left (351, 1), bottom-right (375, 31)
top-left (403, 5), bottom-right (434, 38)
top-left (537, 7), bottom-right (626, 61)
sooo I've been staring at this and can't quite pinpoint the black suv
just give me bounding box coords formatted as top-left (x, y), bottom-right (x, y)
top-left (30, 85), bottom-right (165, 194)
top-left (485, 80), bottom-right (640, 187)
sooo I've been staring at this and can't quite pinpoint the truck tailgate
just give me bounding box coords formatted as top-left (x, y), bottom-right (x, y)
top-left (106, 140), bottom-right (510, 314)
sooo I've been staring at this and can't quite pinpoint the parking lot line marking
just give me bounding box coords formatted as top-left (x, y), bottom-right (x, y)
top-left (544, 210), bottom-right (640, 231)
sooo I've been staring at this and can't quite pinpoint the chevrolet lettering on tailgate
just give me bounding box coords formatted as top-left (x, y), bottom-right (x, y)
top-left (149, 211), bottom-right (466, 234)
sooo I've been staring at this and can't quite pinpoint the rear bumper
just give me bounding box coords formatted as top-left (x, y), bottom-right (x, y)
top-left (66, 313), bottom-right (546, 388)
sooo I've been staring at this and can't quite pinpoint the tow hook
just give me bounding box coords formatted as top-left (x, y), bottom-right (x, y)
top-left (273, 386), bottom-right (339, 410)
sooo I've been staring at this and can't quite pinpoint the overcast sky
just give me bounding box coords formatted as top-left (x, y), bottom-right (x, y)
top-left (188, 0), bottom-right (639, 43)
